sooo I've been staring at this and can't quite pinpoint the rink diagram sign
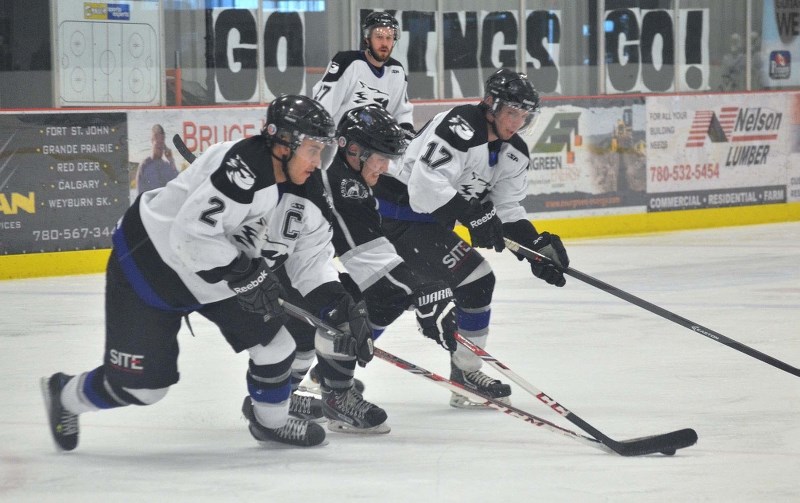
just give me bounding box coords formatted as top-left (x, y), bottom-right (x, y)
top-left (645, 93), bottom-right (789, 211)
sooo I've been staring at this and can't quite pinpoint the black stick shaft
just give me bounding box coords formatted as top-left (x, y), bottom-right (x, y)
top-left (504, 238), bottom-right (800, 378)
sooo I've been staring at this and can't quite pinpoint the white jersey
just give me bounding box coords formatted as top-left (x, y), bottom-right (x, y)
top-left (115, 136), bottom-right (338, 308)
top-left (311, 50), bottom-right (413, 128)
top-left (379, 104), bottom-right (530, 224)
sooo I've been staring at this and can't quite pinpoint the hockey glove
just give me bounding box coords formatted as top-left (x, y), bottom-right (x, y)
top-left (529, 232), bottom-right (569, 287)
top-left (413, 281), bottom-right (458, 352)
top-left (464, 199), bottom-right (505, 252)
top-left (224, 254), bottom-right (287, 323)
top-left (322, 295), bottom-right (374, 367)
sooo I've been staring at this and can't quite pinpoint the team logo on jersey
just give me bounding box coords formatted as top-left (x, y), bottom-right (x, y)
top-left (233, 218), bottom-right (267, 250)
top-left (328, 61), bottom-right (340, 75)
top-left (225, 154), bottom-right (256, 190)
top-left (448, 115), bottom-right (475, 141)
top-left (340, 179), bottom-right (368, 200)
top-left (353, 81), bottom-right (390, 108)
top-left (459, 172), bottom-right (491, 201)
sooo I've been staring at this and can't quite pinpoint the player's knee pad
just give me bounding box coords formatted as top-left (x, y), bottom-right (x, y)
top-left (285, 315), bottom-right (316, 353)
top-left (455, 267), bottom-right (495, 309)
top-left (247, 326), bottom-right (296, 366)
top-left (124, 386), bottom-right (169, 405)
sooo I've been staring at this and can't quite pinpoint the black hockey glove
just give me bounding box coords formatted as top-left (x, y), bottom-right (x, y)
top-left (224, 254), bottom-right (287, 322)
top-left (464, 199), bottom-right (505, 252)
top-left (529, 232), bottom-right (569, 287)
top-left (322, 295), bottom-right (374, 367)
top-left (413, 281), bottom-right (457, 352)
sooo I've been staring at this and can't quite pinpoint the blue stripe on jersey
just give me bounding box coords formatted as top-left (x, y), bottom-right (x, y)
top-left (112, 228), bottom-right (197, 312)
top-left (456, 308), bottom-right (491, 332)
top-left (376, 198), bottom-right (436, 222)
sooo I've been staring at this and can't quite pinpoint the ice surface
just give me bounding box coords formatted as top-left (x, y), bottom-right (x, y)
top-left (1, 222), bottom-right (798, 502)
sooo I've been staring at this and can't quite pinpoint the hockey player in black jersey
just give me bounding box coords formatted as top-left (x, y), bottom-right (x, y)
top-left (40, 95), bottom-right (373, 450)
top-left (292, 105), bottom-right (458, 433)
top-left (311, 11), bottom-right (414, 135)
top-left (373, 69), bottom-right (570, 407)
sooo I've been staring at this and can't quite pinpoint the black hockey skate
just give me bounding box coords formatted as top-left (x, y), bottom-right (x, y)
top-left (289, 392), bottom-right (325, 423)
top-left (298, 363), bottom-right (365, 395)
top-left (40, 372), bottom-right (79, 451)
top-left (449, 364), bottom-right (512, 408)
top-left (321, 386), bottom-right (390, 434)
top-left (241, 396), bottom-right (326, 447)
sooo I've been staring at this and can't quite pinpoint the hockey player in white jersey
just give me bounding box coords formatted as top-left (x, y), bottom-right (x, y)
top-left (292, 105), bottom-right (458, 432)
top-left (374, 69), bottom-right (570, 407)
top-left (311, 11), bottom-right (414, 135)
top-left (40, 95), bottom-right (373, 451)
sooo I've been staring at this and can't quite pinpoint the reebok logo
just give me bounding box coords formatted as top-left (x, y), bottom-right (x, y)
top-left (470, 207), bottom-right (496, 227)
top-left (233, 269), bottom-right (268, 294)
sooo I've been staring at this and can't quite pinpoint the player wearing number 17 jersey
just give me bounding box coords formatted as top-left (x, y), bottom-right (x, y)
top-left (311, 11), bottom-right (414, 134)
top-left (373, 69), bottom-right (572, 407)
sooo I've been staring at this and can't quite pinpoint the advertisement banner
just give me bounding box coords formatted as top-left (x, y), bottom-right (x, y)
top-left (522, 96), bottom-right (648, 213)
top-left (645, 92), bottom-right (789, 211)
top-left (0, 113), bottom-right (128, 254)
top-left (126, 107), bottom-right (265, 202)
top-left (760, 0), bottom-right (800, 88)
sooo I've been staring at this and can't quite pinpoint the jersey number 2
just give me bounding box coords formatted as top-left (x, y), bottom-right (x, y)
top-left (420, 141), bottom-right (453, 169)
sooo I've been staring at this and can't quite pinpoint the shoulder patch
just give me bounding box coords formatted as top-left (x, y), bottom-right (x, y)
top-left (434, 105), bottom-right (487, 152)
top-left (322, 51), bottom-right (361, 83)
top-left (210, 137), bottom-right (274, 204)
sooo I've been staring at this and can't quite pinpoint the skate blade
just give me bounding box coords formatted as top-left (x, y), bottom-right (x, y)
top-left (252, 437), bottom-right (330, 449)
top-left (449, 392), bottom-right (511, 409)
top-left (297, 379), bottom-right (321, 396)
top-left (248, 426), bottom-right (329, 448)
top-left (327, 420), bottom-right (391, 434)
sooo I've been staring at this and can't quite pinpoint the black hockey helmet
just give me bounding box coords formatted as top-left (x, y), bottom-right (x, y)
top-left (362, 11), bottom-right (400, 42)
top-left (483, 68), bottom-right (541, 133)
top-left (263, 95), bottom-right (336, 171)
top-left (337, 105), bottom-right (407, 166)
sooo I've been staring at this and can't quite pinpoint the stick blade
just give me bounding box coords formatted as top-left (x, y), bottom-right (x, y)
top-left (610, 428), bottom-right (698, 456)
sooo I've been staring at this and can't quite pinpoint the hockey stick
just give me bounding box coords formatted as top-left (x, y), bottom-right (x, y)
top-left (504, 238), bottom-right (800, 379)
top-left (279, 299), bottom-right (690, 456)
top-left (454, 333), bottom-right (697, 456)
top-left (172, 134), bottom-right (196, 163)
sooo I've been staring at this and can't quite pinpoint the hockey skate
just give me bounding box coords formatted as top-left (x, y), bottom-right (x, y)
top-left (40, 372), bottom-right (80, 451)
top-left (241, 396), bottom-right (326, 447)
top-left (289, 391), bottom-right (325, 423)
top-left (297, 363), bottom-right (365, 395)
top-left (449, 364), bottom-right (512, 408)
top-left (321, 386), bottom-right (390, 434)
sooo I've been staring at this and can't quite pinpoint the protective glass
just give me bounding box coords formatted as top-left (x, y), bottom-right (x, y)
top-left (295, 135), bottom-right (337, 170)
top-left (497, 101), bottom-right (541, 135)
